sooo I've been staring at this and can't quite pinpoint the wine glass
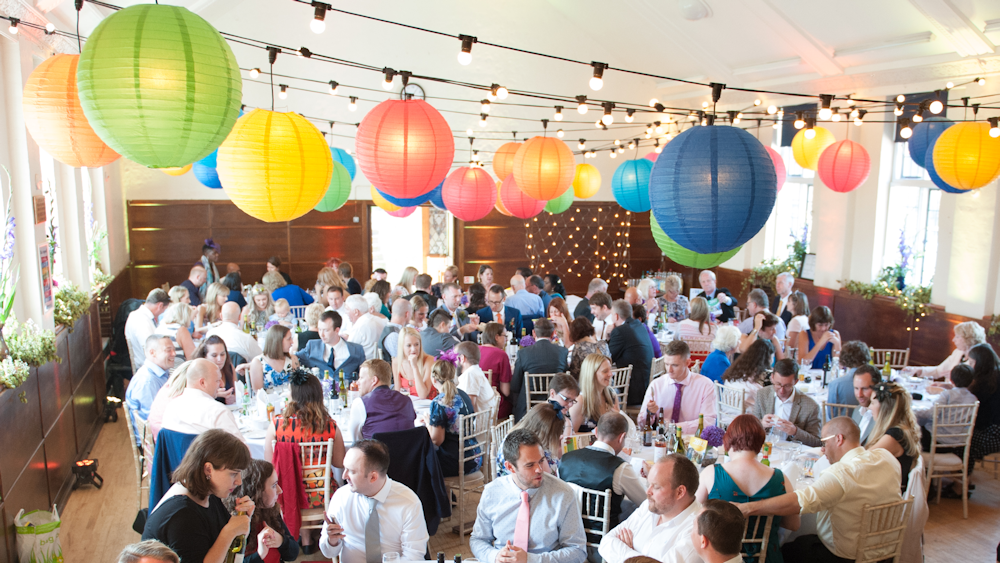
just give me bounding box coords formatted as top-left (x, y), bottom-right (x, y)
top-left (383, 553), bottom-right (400, 563)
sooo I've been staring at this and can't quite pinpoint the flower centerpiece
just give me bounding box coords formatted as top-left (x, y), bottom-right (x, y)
top-left (0, 356), bottom-right (30, 390)
top-left (3, 316), bottom-right (58, 367)
top-left (54, 282), bottom-right (91, 331)
top-left (518, 335), bottom-right (536, 347)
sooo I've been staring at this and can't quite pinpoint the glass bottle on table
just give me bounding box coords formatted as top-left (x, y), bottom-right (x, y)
top-left (225, 513), bottom-right (246, 563)
top-left (675, 425), bottom-right (684, 455)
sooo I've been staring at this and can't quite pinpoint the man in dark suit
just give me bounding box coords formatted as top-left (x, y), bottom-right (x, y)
top-left (434, 283), bottom-right (481, 342)
top-left (527, 275), bottom-right (552, 313)
top-left (695, 270), bottom-right (738, 323)
top-left (607, 299), bottom-right (653, 406)
top-left (405, 273), bottom-right (439, 311)
top-left (573, 278), bottom-right (608, 322)
top-left (770, 271), bottom-right (795, 326)
top-left (296, 310), bottom-right (366, 383)
top-left (178, 264), bottom-right (206, 307)
top-left (476, 284), bottom-right (523, 339)
top-left (338, 262), bottom-right (363, 295)
top-left (510, 318), bottom-right (568, 421)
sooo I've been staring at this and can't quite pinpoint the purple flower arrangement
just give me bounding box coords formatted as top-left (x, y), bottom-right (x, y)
top-left (519, 335), bottom-right (536, 347)
top-left (701, 424), bottom-right (724, 448)
top-left (263, 320), bottom-right (281, 331)
top-left (436, 348), bottom-right (461, 367)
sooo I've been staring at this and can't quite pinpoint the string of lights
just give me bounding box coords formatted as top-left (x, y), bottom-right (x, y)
top-left (526, 207), bottom-right (633, 281)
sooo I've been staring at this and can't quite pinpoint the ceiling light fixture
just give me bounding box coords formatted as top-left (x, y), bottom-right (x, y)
top-left (590, 62), bottom-right (606, 91)
top-left (310, 2), bottom-right (329, 34)
top-left (458, 34), bottom-right (476, 65)
top-left (577, 95), bottom-right (588, 114)
top-left (554, 106), bottom-right (564, 121)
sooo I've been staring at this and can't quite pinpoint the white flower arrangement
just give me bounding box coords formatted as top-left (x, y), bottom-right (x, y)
top-left (3, 315), bottom-right (58, 367)
top-left (0, 355), bottom-right (30, 390)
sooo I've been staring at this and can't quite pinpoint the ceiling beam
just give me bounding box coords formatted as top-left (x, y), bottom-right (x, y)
top-left (732, 57), bottom-right (802, 76)
top-left (741, 0), bottom-right (843, 77)
top-left (834, 32), bottom-right (936, 57)
top-left (907, 0), bottom-right (994, 57)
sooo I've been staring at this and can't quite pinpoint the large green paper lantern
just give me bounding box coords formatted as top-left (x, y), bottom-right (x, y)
top-left (315, 161), bottom-right (353, 212)
top-left (77, 4), bottom-right (242, 168)
top-left (544, 188), bottom-right (574, 214)
top-left (651, 214), bottom-right (740, 268)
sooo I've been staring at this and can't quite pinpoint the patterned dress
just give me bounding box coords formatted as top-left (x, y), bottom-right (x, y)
top-left (429, 390), bottom-right (481, 477)
top-left (659, 295), bottom-right (690, 322)
top-left (569, 339), bottom-right (611, 378)
top-left (274, 414), bottom-right (339, 508)
top-left (257, 355), bottom-right (292, 389)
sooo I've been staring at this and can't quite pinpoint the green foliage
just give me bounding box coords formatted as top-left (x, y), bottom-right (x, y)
top-left (839, 267), bottom-right (932, 317)
top-left (91, 270), bottom-right (114, 296)
top-left (54, 283), bottom-right (91, 331)
top-left (742, 259), bottom-right (797, 296)
top-left (0, 356), bottom-right (30, 390)
top-left (3, 316), bottom-right (58, 367)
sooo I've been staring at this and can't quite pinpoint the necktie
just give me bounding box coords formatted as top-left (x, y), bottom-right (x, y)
top-left (365, 496), bottom-right (381, 563)
top-left (328, 346), bottom-right (335, 366)
top-left (778, 297), bottom-right (787, 315)
top-left (671, 383), bottom-right (684, 423)
top-left (513, 491), bottom-right (530, 551)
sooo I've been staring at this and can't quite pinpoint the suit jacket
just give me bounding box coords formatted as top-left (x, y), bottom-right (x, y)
top-left (406, 290), bottom-right (438, 311)
top-left (476, 306), bottom-right (523, 339)
top-left (295, 338), bottom-right (366, 382)
top-left (769, 294), bottom-right (794, 326)
top-left (434, 305), bottom-right (477, 342)
top-left (695, 287), bottom-right (738, 323)
top-left (573, 298), bottom-right (594, 322)
top-left (607, 319), bottom-right (653, 406)
top-left (751, 386), bottom-right (823, 447)
top-left (511, 339), bottom-right (568, 421)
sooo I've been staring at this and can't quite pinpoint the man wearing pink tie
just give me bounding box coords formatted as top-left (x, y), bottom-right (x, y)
top-left (642, 340), bottom-right (718, 435)
top-left (471, 429), bottom-right (587, 563)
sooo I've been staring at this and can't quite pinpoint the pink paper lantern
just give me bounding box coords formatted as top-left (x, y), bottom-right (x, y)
top-left (388, 206), bottom-right (417, 218)
top-left (499, 174), bottom-right (546, 219)
top-left (644, 152), bottom-right (658, 162)
top-left (764, 146), bottom-right (787, 193)
top-left (443, 166), bottom-right (496, 221)
top-left (817, 140), bottom-right (870, 193)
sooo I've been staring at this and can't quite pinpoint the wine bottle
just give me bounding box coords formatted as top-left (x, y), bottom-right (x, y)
top-left (225, 511), bottom-right (246, 563)
top-left (437, 553), bottom-right (445, 563)
top-left (675, 426), bottom-right (684, 454)
top-left (697, 414), bottom-right (705, 439)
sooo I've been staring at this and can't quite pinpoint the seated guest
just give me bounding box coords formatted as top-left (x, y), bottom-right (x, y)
top-left (148, 362), bottom-right (192, 441)
top-left (117, 540), bottom-right (179, 563)
top-left (427, 360), bottom-right (480, 477)
top-left (695, 270), bottom-right (737, 323)
top-left (266, 255), bottom-right (293, 285)
top-left (675, 296), bottom-right (717, 340)
top-left (696, 415), bottom-right (799, 563)
top-left (437, 282), bottom-right (481, 341)
top-left (297, 311), bottom-right (366, 383)
top-left (721, 339), bottom-right (773, 412)
top-left (568, 317), bottom-right (610, 378)
top-left (348, 359), bottom-right (417, 443)
top-left (471, 429), bottom-right (587, 563)
top-left (406, 273), bottom-right (439, 311)
top-left (408, 295), bottom-right (429, 331)
top-left (221, 272), bottom-right (247, 310)
top-left (125, 335), bottom-right (176, 424)
top-left (507, 274), bottom-right (545, 318)
top-left (738, 289), bottom-right (786, 340)
top-left (589, 291), bottom-right (614, 340)
top-left (248, 325), bottom-right (299, 392)
top-left (851, 365), bottom-right (881, 445)
top-left (752, 359), bottom-right (822, 446)
top-left (467, 282), bottom-right (488, 313)
top-left (324, 285), bottom-right (347, 315)
top-left (549, 297), bottom-right (573, 346)
top-left (865, 381), bottom-right (920, 492)
top-left (269, 298), bottom-right (296, 327)
top-left (826, 340), bottom-right (870, 409)
top-left (797, 306), bottom-right (841, 369)
top-left (738, 311), bottom-right (786, 360)
top-left (636, 278), bottom-right (660, 320)
top-left (527, 274), bottom-right (553, 313)
top-left (543, 274), bottom-right (565, 300)
top-left (511, 318), bottom-right (569, 420)
top-left (190, 335), bottom-right (236, 405)
top-left (495, 402), bottom-right (568, 477)
top-left (378, 298), bottom-right (411, 361)
top-left (178, 264), bottom-right (206, 308)
top-left (420, 309), bottom-right (461, 359)
top-left (692, 500), bottom-right (748, 563)
top-left (701, 326), bottom-right (741, 383)
top-left (242, 285), bottom-right (275, 333)
top-left (770, 272), bottom-right (795, 325)
top-left (395, 327), bottom-right (437, 399)
top-left (168, 285), bottom-right (192, 306)
top-left (968, 344), bottom-right (1000, 472)
top-left (368, 280), bottom-right (392, 318)
top-left (643, 340), bottom-right (717, 434)
top-left (659, 274), bottom-right (689, 323)
top-left (783, 291), bottom-right (810, 350)
top-left (162, 359), bottom-right (246, 443)
top-left (337, 262), bottom-right (363, 295)
top-left (548, 373), bottom-right (581, 415)
top-left (205, 302), bottom-right (263, 364)
top-left (607, 299), bottom-right (653, 406)
top-left (298, 303), bottom-right (324, 350)
top-left (344, 294), bottom-right (385, 360)
top-left (913, 321), bottom-right (987, 382)
top-left (599, 454), bottom-right (702, 563)
top-left (477, 284), bottom-right (523, 339)
top-left (737, 417), bottom-right (903, 563)
top-left (569, 354), bottom-right (620, 433)
top-left (559, 412), bottom-right (646, 528)
top-left (478, 264), bottom-right (495, 289)
top-left (574, 278), bottom-right (608, 322)
top-left (155, 303), bottom-right (195, 367)
top-left (142, 429), bottom-right (253, 563)
top-left (480, 324), bottom-right (515, 419)
top-left (265, 271), bottom-right (314, 307)
top-left (201, 282), bottom-right (230, 326)
top-left (315, 267), bottom-right (346, 307)
top-left (396, 266), bottom-right (420, 297)
top-left (126, 288), bottom-right (171, 373)
top-left (456, 342), bottom-right (497, 413)
top-left (631, 304), bottom-right (662, 358)
top-left (321, 440), bottom-right (429, 563)
top-left (227, 263), bottom-right (241, 275)
top-left (225, 460), bottom-right (300, 562)
top-left (916, 364), bottom-right (977, 451)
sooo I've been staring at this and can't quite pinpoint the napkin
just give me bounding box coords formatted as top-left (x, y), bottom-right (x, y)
top-left (234, 380), bottom-right (245, 403)
top-left (780, 461), bottom-right (801, 483)
top-left (256, 389), bottom-right (270, 419)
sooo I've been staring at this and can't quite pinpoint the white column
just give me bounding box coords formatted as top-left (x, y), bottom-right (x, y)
top-left (87, 167), bottom-right (113, 274)
top-left (846, 120), bottom-right (893, 283)
top-left (100, 162), bottom-right (130, 275)
top-left (55, 163), bottom-right (90, 291)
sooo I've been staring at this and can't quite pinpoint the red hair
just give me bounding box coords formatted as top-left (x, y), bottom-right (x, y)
top-left (722, 414), bottom-right (766, 453)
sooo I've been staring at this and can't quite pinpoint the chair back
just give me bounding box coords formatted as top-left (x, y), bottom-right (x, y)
top-left (740, 514), bottom-right (774, 563)
top-left (870, 348), bottom-right (910, 370)
top-left (297, 439), bottom-right (334, 528)
top-left (525, 372), bottom-right (557, 412)
top-left (821, 401), bottom-right (857, 424)
top-left (683, 335), bottom-right (714, 363)
top-left (927, 402), bottom-right (979, 459)
top-left (901, 455), bottom-right (928, 563)
top-left (290, 305), bottom-right (307, 319)
top-left (457, 409), bottom-right (491, 475)
top-left (855, 497), bottom-right (913, 563)
top-left (714, 382), bottom-right (746, 427)
top-left (122, 402), bottom-right (151, 512)
top-left (490, 416), bottom-right (515, 481)
top-left (650, 356), bottom-right (666, 381)
top-left (567, 483), bottom-right (612, 552)
top-left (610, 365), bottom-right (632, 408)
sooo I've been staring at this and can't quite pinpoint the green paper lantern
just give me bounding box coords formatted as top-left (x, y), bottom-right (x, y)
top-left (315, 162), bottom-right (353, 212)
top-left (544, 188), bottom-right (574, 214)
top-left (77, 4), bottom-right (242, 168)
top-left (651, 214), bottom-right (740, 268)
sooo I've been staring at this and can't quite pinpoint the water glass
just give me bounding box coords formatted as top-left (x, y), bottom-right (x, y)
top-left (383, 553), bottom-right (400, 563)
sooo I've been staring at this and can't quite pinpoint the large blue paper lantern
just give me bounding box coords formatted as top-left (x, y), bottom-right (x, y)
top-left (924, 144), bottom-right (967, 194)
top-left (649, 126), bottom-right (777, 254)
top-left (331, 147), bottom-right (356, 180)
top-left (428, 181), bottom-right (446, 210)
top-left (612, 159), bottom-right (653, 212)
top-left (377, 186), bottom-right (430, 207)
top-left (193, 149), bottom-right (222, 188)
top-left (908, 117), bottom-right (953, 168)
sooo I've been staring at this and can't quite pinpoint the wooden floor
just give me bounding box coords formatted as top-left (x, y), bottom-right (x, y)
top-left (62, 414), bottom-right (999, 562)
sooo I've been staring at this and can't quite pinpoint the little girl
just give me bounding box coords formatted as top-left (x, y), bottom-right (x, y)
top-left (269, 298), bottom-right (296, 327)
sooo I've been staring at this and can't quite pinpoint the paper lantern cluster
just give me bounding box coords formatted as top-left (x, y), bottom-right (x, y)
top-left (612, 159), bottom-right (653, 212)
top-left (650, 214), bottom-right (740, 268)
top-left (500, 174), bottom-right (546, 219)
top-left (512, 136), bottom-right (575, 200)
top-left (442, 167), bottom-right (496, 221)
top-left (791, 127), bottom-right (835, 170)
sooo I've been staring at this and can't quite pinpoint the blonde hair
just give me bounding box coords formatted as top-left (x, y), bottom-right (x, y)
top-left (955, 321), bottom-right (987, 348)
top-left (273, 298), bottom-right (290, 313)
top-left (394, 327), bottom-right (432, 377)
top-left (168, 285), bottom-right (190, 304)
top-left (247, 287), bottom-right (275, 323)
top-left (636, 279), bottom-right (656, 299)
top-left (204, 282), bottom-right (230, 323)
top-left (165, 360), bottom-right (194, 399)
top-left (262, 271), bottom-right (286, 293)
top-left (866, 382), bottom-right (920, 458)
top-left (664, 274), bottom-right (683, 295)
top-left (431, 360), bottom-right (458, 406)
top-left (579, 354), bottom-right (615, 423)
top-left (398, 267), bottom-right (419, 293)
top-left (161, 302), bottom-right (192, 327)
top-left (514, 403), bottom-right (566, 455)
top-left (689, 296), bottom-right (711, 335)
top-left (316, 267), bottom-right (345, 292)
top-left (304, 303), bottom-right (324, 329)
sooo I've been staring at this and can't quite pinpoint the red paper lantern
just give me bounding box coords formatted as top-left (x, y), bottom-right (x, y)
top-left (495, 181), bottom-right (512, 216)
top-left (443, 166), bottom-right (496, 221)
top-left (354, 99), bottom-right (454, 199)
top-left (493, 142), bottom-right (521, 180)
top-left (512, 136), bottom-right (575, 200)
top-left (388, 206), bottom-right (417, 218)
top-left (500, 174), bottom-right (546, 219)
top-left (817, 140), bottom-right (870, 193)
top-left (764, 146), bottom-right (787, 193)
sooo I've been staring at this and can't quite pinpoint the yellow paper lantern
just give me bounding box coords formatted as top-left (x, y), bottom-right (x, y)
top-left (371, 185), bottom-right (402, 212)
top-left (932, 122), bottom-right (1000, 190)
top-left (217, 109), bottom-right (332, 222)
top-left (572, 163), bottom-right (602, 198)
top-left (791, 127), bottom-right (835, 170)
top-left (160, 164), bottom-right (192, 176)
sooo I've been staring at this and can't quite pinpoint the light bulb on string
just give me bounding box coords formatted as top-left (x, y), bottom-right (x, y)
top-left (831, 110), bottom-right (841, 122)
top-left (649, 98), bottom-right (659, 107)
top-left (467, 129), bottom-right (474, 136)
top-left (578, 140), bottom-right (586, 150)
top-left (594, 120), bottom-right (603, 128)
top-left (458, 34), bottom-right (475, 65)
top-left (767, 105), bottom-right (777, 115)
top-left (990, 118), bottom-right (1000, 138)
top-left (554, 106), bottom-right (563, 121)
top-left (617, 145), bottom-right (625, 153)
top-left (627, 139), bottom-right (636, 150)
top-left (610, 150), bottom-right (617, 159)
top-left (494, 84), bottom-right (509, 99)
top-left (577, 95), bottom-right (588, 114)
top-left (804, 118), bottom-right (816, 139)
top-left (977, 77), bottom-right (986, 86)
top-left (898, 117), bottom-right (912, 139)
top-left (793, 112), bottom-right (804, 129)
top-left (328, 81), bottom-right (339, 95)
top-left (556, 128), bottom-right (564, 138)
top-left (590, 62), bottom-right (606, 91)
top-left (481, 100), bottom-right (491, 113)
top-left (382, 69), bottom-right (395, 90)
top-left (913, 105), bottom-right (924, 123)
top-left (8, 18), bottom-right (18, 34)
top-left (310, 1), bottom-right (328, 33)
top-left (896, 94), bottom-right (906, 103)
top-left (818, 94), bottom-right (833, 120)
top-left (702, 101), bottom-right (709, 109)
top-left (249, 68), bottom-right (260, 78)
top-left (45, 22), bottom-right (55, 33)
top-left (348, 96), bottom-right (358, 111)
top-left (625, 109), bottom-right (635, 123)
top-left (479, 113), bottom-right (488, 127)
top-left (929, 99), bottom-right (944, 114)
top-left (894, 103), bottom-right (903, 116)
top-left (602, 102), bottom-right (614, 125)
top-left (278, 84), bottom-right (288, 100)
top-left (654, 122), bottom-right (664, 135)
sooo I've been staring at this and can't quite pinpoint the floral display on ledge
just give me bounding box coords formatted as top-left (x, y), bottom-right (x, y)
top-left (54, 282), bottom-right (91, 331)
top-left (0, 356), bottom-right (30, 390)
top-left (742, 226), bottom-right (807, 295)
top-left (839, 231), bottom-right (932, 318)
top-left (3, 316), bottom-right (58, 367)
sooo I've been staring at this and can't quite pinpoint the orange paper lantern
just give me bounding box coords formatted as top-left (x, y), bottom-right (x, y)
top-left (512, 136), bottom-right (575, 200)
top-left (493, 142), bottom-right (521, 180)
top-left (495, 181), bottom-right (512, 216)
top-left (21, 54), bottom-right (120, 168)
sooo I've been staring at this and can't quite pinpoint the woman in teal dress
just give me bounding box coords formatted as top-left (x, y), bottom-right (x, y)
top-left (696, 414), bottom-right (799, 563)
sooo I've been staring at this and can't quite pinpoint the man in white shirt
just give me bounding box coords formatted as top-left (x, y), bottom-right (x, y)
top-left (588, 291), bottom-right (614, 340)
top-left (599, 453), bottom-right (702, 563)
top-left (737, 289), bottom-right (785, 340)
top-left (161, 358), bottom-right (246, 443)
top-left (204, 302), bottom-right (262, 362)
top-left (125, 289), bottom-right (171, 373)
top-left (347, 359), bottom-right (416, 443)
top-left (737, 417), bottom-right (902, 562)
top-left (455, 342), bottom-right (496, 413)
top-left (690, 500), bottom-right (746, 563)
top-left (320, 440), bottom-right (428, 563)
top-left (325, 285), bottom-right (353, 331)
top-left (851, 365), bottom-right (880, 445)
top-left (345, 294), bottom-right (384, 361)
top-left (771, 272), bottom-right (795, 325)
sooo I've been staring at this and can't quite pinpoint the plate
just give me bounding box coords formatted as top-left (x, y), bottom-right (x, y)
top-left (243, 430), bottom-right (267, 440)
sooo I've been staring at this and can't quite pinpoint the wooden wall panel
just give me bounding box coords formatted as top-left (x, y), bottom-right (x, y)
top-left (43, 403), bottom-right (78, 506)
top-left (128, 202), bottom-right (211, 228)
top-left (0, 370), bottom-right (42, 498)
top-left (72, 366), bottom-right (100, 452)
top-left (37, 336), bottom-right (71, 435)
top-left (68, 312), bottom-right (95, 390)
top-left (2, 446), bottom-right (52, 535)
top-left (0, 503), bottom-right (9, 563)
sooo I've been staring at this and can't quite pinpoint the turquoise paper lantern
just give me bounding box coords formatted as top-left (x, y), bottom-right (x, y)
top-left (612, 159), bottom-right (653, 212)
top-left (331, 147), bottom-right (356, 180)
top-left (315, 162), bottom-right (354, 212)
top-left (544, 188), bottom-right (574, 214)
top-left (193, 150), bottom-right (222, 189)
top-left (908, 117), bottom-right (953, 168)
top-left (651, 214), bottom-right (740, 268)
top-left (77, 4), bottom-right (242, 168)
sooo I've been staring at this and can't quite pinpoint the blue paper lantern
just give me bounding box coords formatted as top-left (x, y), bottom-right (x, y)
top-left (649, 126), bottom-right (777, 254)
top-left (428, 181), bottom-right (446, 210)
top-left (193, 149), bottom-right (222, 188)
top-left (908, 117), bottom-right (953, 168)
top-left (924, 144), bottom-right (967, 194)
top-left (612, 159), bottom-right (653, 212)
top-left (331, 147), bottom-right (356, 180)
top-left (376, 186), bottom-right (429, 207)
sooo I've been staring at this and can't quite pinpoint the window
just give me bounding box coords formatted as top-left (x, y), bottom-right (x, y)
top-left (764, 145), bottom-right (813, 262)
top-left (37, 150), bottom-right (64, 281)
top-left (882, 142), bottom-right (940, 286)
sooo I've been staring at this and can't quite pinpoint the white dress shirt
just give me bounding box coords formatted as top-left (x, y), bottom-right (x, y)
top-left (336, 306), bottom-right (354, 336)
top-left (587, 442), bottom-right (647, 506)
top-left (347, 397), bottom-right (367, 444)
top-left (161, 388), bottom-right (246, 444)
top-left (125, 305), bottom-right (157, 372)
top-left (319, 478), bottom-right (429, 563)
top-left (204, 321), bottom-right (263, 362)
top-left (774, 388), bottom-right (795, 421)
top-left (856, 407), bottom-right (873, 441)
top-left (325, 338), bottom-right (351, 371)
top-left (349, 313), bottom-right (386, 361)
top-left (598, 499), bottom-right (702, 563)
top-left (458, 364), bottom-right (497, 413)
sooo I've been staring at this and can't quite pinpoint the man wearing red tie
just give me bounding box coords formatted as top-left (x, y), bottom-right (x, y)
top-left (471, 429), bottom-right (587, 563)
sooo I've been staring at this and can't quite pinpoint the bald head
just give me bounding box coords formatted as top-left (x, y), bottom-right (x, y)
top-left (821, 417), bottom-right (861, 464)
top-left (390, 297), bottom-right (412, 325)
top-left (221, 301), bottom-right (241, 323)
top-left (185, 358), bottom-right (223, 398)
top-left (624, 287), bottom-right (641, 305)
top-left (510, 275), bottom-right (526, 291)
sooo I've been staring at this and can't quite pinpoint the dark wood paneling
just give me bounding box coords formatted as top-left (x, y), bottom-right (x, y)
top-left (2, 446), bottom-right (52, 540)
top-left (213, 227), bottom-right (289, 264)
top-left (37, 335), bottom-right (71, 435)
top-left (43, 403), bottom-right (77, 506)
top-left (102, 267), bottom-right (134, 337)
top-left (0, 371), bottom-right (42, 498)
top-left (0, 503), bottom-right (9, 563)
top-left (130, 229), bottom-right (209, 265)
top-left (68, 312), bottom-right (94, 391)
top-left (72, 366), bottom-right (100, 451)
top-left (128, 202), bottom-right (211, 229)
